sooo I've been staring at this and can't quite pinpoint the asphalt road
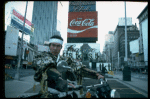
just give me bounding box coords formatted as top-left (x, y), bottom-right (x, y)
top-left (82, 78), bottom-right (146, 98)
top-left (24, 77), bottom-right (146, 98)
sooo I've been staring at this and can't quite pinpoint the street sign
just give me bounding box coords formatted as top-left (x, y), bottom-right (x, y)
top-left (129, 39), bottom-right (139, 54)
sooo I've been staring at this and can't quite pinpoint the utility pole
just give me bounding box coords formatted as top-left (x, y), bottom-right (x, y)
top-left (118, 52), bottom-right (119, 69)
top-left (15, 1), bottom-right (28, 80)
top-left (112, 50), bottom-right (113, 71)
top-left (123, 1), bottom-right (131, 81)
top-left (124, 1), bottom-right (128, 63)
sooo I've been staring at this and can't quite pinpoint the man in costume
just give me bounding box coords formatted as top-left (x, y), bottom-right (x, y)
top-left (33, 35), bottom-right (104, 97)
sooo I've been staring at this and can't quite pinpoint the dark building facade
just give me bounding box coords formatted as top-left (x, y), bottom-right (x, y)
top-left (119, 24), bottom-right (139, 67)
top-left (113, 24), bottom-right (139, 69)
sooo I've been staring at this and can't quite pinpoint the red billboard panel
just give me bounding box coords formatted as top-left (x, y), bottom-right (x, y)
top-left (67, 12), bottom-right (98, 38)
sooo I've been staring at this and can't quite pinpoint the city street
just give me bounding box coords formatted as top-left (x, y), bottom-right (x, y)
top-left (112, 71), bottom-right (148, 97)
top-left (82, 77), bottom-right (147, 98)
top-left (4, 68), bottom-right (148, 98)
top-left (4, 1), bottom-right (148, 98)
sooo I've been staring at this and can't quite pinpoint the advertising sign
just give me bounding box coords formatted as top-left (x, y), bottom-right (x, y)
top-left (69, 1), bottom-right (96, 12)
top-left (5, 26), bottom-right (19, 56)
top-left (11, 9), bottom-right (33, 35)
top-left (129, 39), bottom-right (139, 54)
top-left (118, 17), bottom-right (132, 26)
top-left (12, 9), bottom-right (32, 26)
top-left (67, 12), bottom-right (98, 39)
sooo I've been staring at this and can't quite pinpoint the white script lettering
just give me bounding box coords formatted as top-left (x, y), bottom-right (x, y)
top-left (70, 19), bottom-right (95, 26)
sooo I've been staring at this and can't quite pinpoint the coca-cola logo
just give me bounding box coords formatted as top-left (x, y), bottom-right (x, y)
top-left (70, 19), bottom-right (95, 26)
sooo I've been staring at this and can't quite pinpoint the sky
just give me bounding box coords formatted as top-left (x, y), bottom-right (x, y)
top-left (5, 1), bottom-right (148, 54)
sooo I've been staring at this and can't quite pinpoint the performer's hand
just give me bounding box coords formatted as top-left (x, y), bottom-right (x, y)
top-left (68, 83), bottom-right (76, 88)
top-left (96, 73), bottom-right (104, 79)
top-left (59, 77), bottom-right (76, 88)
top-left (58, 77), bottom-right (63, 80)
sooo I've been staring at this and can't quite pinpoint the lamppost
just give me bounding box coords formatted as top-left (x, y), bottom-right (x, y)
top-left (123, 1), bottom-right (131, 81)
top-left (15, 1), bottom-right (28, 80)
top-left (124, 1), bottom-right (128, 65)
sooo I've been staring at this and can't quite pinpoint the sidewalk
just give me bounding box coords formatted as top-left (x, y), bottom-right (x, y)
top-left (5, 75), bottom-right (40, 98)
top-left (106, 72), bottom-right (148, 98)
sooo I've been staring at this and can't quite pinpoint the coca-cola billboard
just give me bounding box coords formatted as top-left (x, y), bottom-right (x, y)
top-left (67, 12), bottom-right (98, 40)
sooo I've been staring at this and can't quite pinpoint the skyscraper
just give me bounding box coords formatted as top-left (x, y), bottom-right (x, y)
top-left (113, 24), bottom-right (139, 68)
top-left (31, 1), bottom-right (59, 45)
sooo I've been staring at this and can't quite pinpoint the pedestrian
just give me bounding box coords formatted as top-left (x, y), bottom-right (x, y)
top-left (33, 35), bottom-right (104, 97)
